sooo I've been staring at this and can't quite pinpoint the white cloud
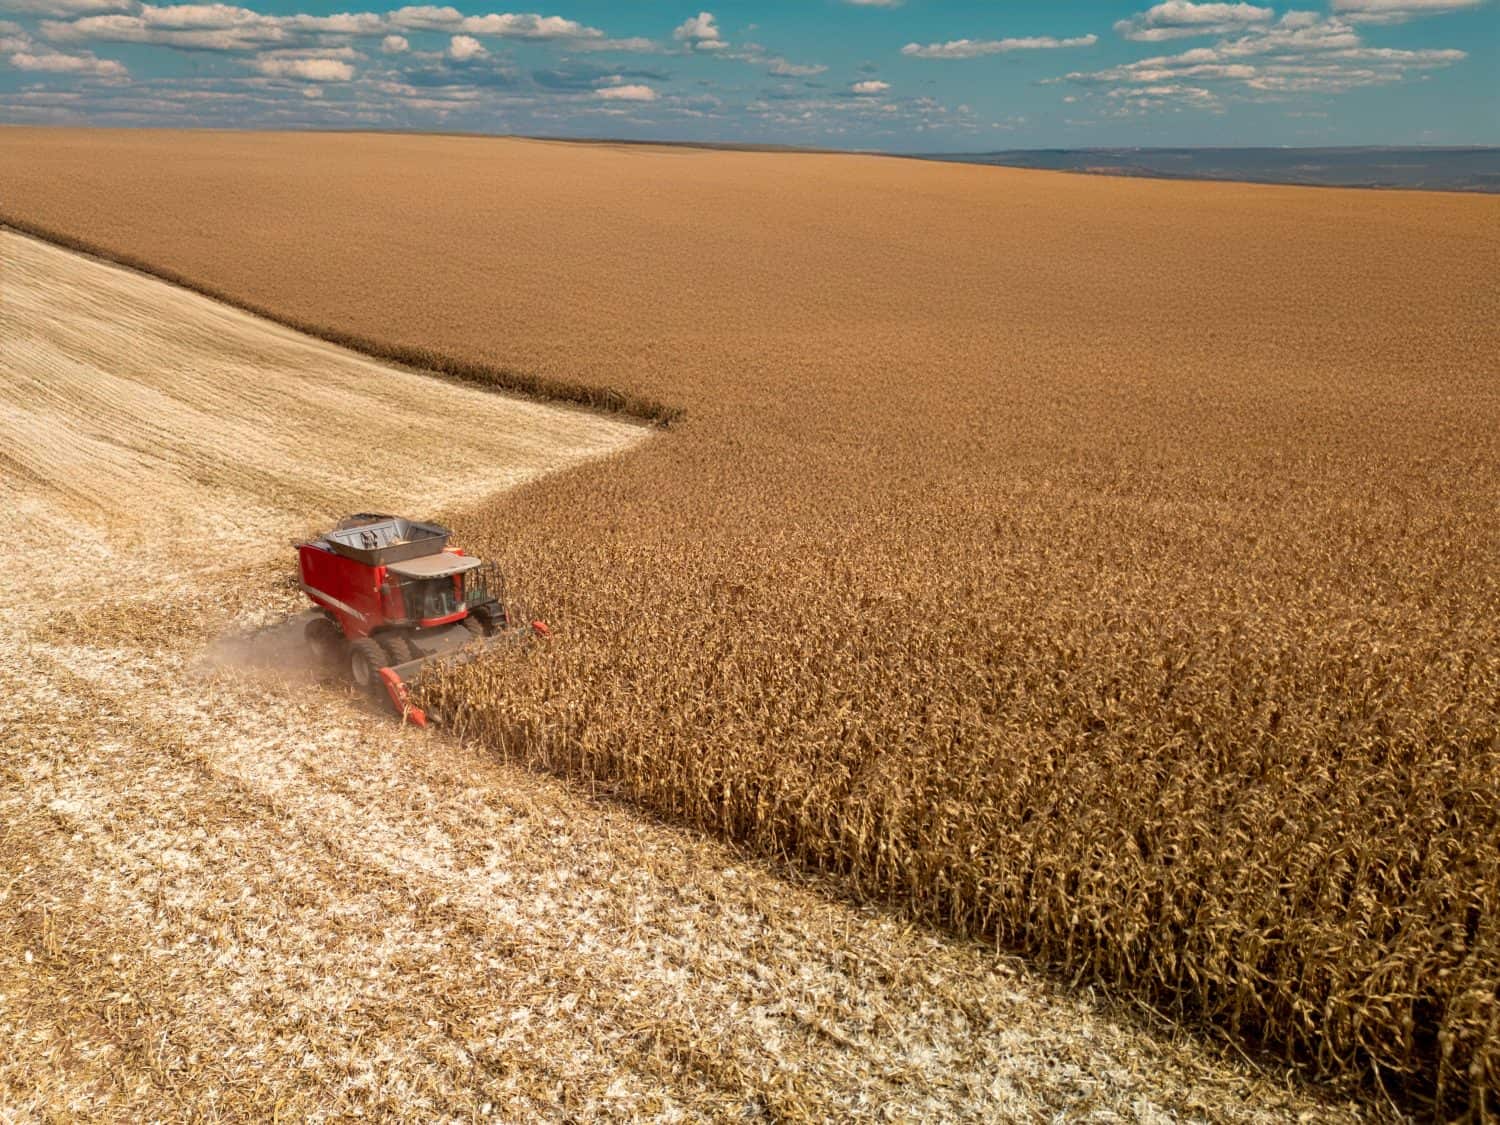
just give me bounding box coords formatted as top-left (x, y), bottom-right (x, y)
top-left (384, 7), bottom-right (609, 39)
top-left (456, 12), bottom-right (599, 38)
top-left (850, 78), bottom-right (888, 93)
top-left (1108, 82), bottom-right (1222, 109)
top-left (142, 5), bottom-right (275, 30)
top-left (43, 11), bottom-right (283, 49)
top-left (446, 31), bottom-right (483, 59)
top-left (901, 34), bottom-right (1098, 59)
top-left (33, 1), bottom-right (659, 60)
top-left (566, 35), bottom-right (656, 52)
top-left (10, 45), bottom-right (125, 73)
top-left (380, 32), bottom-right (406, 52)
top-left (673, 10), bottom-right (724, 50)
top-left (40, 4), bottom-right (348, 50)
top-left (261, 44), bottom-right (357, 57)
top-left (280, 11), bottom-right (383, 34)
top-left (0, 0), bottom-right (130, 14)
top-left (1114, 2), bottom-right (1273, 41)
top-left (253, 53), bottom-right (352, 79)
top-left (595, 81), bottom-right (655, 100)
top-left (37, 3), bottom-right (625, 56)
top-left (1330, 0), bottom-right (1484, 21)
top-left (384, 6), bottom-right (461, 29)
top-left (1059, 10), bottom-right (1467, 99)
top-left (767, 56), bottom-right (824, 76)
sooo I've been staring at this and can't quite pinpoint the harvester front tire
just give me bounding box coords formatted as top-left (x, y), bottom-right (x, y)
top-left (349, 638), bottom-right (386, 694)
top-left (460, 616), bottom-right (485, 639)
top-left (468, 604), bottom-right (505, 635)
top-left (378, 632), bottom-right (416, 666)
top-left (305, 616), bottom-right (342, 668)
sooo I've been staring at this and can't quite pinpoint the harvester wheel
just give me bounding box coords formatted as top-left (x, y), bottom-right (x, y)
top-left (378, 632), bottom-right (415, 666)
top-left (460, 616), bottom-right (485, 639)
top-left (348, 638), bottom-right (386, 694)
top-left (468, 603), bottom-right (506, 635)
top-left (305, 616), bottom-right (342, 668)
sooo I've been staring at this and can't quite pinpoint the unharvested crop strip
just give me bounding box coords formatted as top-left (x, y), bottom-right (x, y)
top-left (0, 215), bottom-right (684, 429)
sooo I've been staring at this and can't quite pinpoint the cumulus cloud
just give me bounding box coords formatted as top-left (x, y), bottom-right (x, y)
top-left (901, 34), bottom-right (1098, 59)
top-left (1113, 2), bottom-right (1273, 41)
top-left (43, 11), bottom-right (284, 50)
top-left (37, 2), bottom-right (651, 56)
top-left (1330, 0), bottom-right (1484, 21)
top-left (280, 11), bottom-right (383, 34)
top-left (142, 4), bottom-right (290, 30)
top-left (252, 52), bottom-right (353, 79)
top-left (11, 45), bottom-right (125, 72)
top-left (261, 44), bottom-right (357, 57)
top-left (446, 32), bottom-right (483, 58)
top-left (595, 81), bottom-right (655, 100)
top-left (1059, 10), bottom-right (1467, 100)
top-left (850, 78), bottom-right (888, 93)
top-left (38, 4), bottom-right (363, 50)
top-left (456, 12), bottom-right (597, 38)
top-left (0, 17), bottom-right (28, 49)
top-left (566, 35), bottom-right (655, 52)
top-left (383, 5), bottom-right (458, 29)
top-left (767, 56), bottom-right (824, 76)
top-left (383, 7), bottom-right (617, 42)
top-left (530, 62), bottom-right (666, 90)
top-left (1108, 82), bottom-right (1221, 109)
top-left (0, 0), bottom-right (131, 13)
top-left (434, 10), bottom-right (651, 48)
top-left (380, 32), bottom-right (406, 51)
top-left (673, 10), bottom-right (723, 50)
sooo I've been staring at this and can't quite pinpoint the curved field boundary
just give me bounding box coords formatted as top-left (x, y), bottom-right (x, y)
top-left (0, 213), bottom-right (685, 429)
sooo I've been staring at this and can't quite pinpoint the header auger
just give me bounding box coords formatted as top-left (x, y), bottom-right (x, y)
top-left (298, 514), bottom-right (547, 725)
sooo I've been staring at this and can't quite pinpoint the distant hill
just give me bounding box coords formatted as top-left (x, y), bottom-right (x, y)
top-left (906, 146), bottom-right (1500, 193)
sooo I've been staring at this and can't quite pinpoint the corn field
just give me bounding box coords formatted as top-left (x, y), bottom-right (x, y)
top-left (4, 127), bottom-right (1496, 1116)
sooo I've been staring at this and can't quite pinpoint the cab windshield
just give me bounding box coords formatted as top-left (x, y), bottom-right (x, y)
top-left (401, 575), bottom-right (463, 621)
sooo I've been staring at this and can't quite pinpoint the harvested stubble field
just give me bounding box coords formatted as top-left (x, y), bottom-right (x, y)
top-left (0, 227), bottom-right (1338, 1122)
top-left (3, 126), bottom-right (1498, 1116)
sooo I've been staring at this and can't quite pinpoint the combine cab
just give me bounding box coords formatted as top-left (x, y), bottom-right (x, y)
top-left (298, 514), bottom-right (545, 725)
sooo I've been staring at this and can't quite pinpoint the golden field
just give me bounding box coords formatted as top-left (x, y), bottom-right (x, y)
top-left (0, 228), bottom-right (1304, 1121)
top-left (2, 126), bottom-right (1497, 1115)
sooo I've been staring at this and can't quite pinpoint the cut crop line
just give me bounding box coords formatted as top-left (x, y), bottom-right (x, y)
top-left (0, 215), bottom-right (685, 430)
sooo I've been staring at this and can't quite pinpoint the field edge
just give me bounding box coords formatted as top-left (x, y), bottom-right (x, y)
top-left (0, 213), bottom-right (685, 429)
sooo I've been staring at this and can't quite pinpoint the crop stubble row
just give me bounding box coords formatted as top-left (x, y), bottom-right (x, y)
top-left (2, 128), bottom-right (1495, 1113)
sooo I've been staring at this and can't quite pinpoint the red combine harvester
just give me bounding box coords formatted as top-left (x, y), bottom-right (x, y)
top-left (297, 514), bottom-right (546, 726)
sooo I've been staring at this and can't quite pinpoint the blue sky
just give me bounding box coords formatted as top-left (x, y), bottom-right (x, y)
top-left (0, 1), bottom-right (1494, 147)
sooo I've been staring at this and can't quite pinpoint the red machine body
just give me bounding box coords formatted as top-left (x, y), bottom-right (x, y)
top-left (298, 540), bottom-right (471, 639)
